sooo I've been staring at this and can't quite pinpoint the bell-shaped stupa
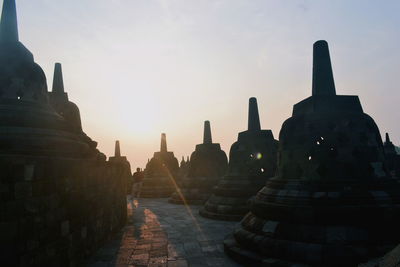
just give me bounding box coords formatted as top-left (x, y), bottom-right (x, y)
top-left (140, 133), bottom-right (179, 197)
top-left (48, 63), bottom-right (82, 132)
top-left (0, 0), bottom-right (93, 158)
top-left (170, 121), bottom-right (228, 204)
top-left (200, 98), bottom-right (278, 220)
top-left (224, 41), bottom-right (400, 266)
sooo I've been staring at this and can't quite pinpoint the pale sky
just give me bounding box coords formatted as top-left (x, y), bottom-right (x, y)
top-left (8, 0), bottom-right (400, 168)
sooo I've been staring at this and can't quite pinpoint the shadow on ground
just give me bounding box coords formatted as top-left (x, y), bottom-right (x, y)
top-left (84, 197), bottom-right (242, 267)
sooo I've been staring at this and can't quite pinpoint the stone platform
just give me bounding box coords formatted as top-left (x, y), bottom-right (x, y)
top-left (85, 198), bottom-right (242, 267)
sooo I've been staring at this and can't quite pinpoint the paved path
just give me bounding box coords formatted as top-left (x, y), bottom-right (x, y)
top-left (85, 198), bottom-right (242, 267)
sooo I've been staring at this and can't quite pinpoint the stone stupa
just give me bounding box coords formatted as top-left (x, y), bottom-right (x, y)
top-left (200, 98), bottom-right (278, 221)
top-left (224, 40), bottom-right (400, 266)
top-left (383, 133), bottom-right (400, 177)
top-left (109, 140), bottom-right (132, 195)
top-left (140, 133), bottom-right (179, 198)
top-left (170, 121), bottom-right (228, 204)
top-left (48, 63), bottom-right (82, 132)
top-left (0, 0), bottom-right (95, 158)
top-left (175, 156), bottom-right (189, 186)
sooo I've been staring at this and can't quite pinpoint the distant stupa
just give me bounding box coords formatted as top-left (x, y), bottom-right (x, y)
top-left (170, 121), bottom-right (228, 205)
top-left (109, 140), bottom-right (132, 194)
top-left (224, 40), bottom-right (400, 266)
top-left (48, 63), bottom-right (82, 132)
top-left (140, 133), bottom-right (179, 197)
top-left (200, 98), bottom-right (278, 221)
top-left (383, 133), bottom-right (400, 177)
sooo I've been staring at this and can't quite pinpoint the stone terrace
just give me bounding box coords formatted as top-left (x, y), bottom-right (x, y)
top-left (85, 198), bottom-right (242, 267)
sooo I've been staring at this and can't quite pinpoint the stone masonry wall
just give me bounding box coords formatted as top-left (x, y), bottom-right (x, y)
top-left (0, 155), bottom-right (128, 267)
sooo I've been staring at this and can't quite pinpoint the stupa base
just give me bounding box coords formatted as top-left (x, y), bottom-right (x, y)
top-left (223, 234), bottom-right (305, 267)
top-left (199, 208), bottom-right (244, 221)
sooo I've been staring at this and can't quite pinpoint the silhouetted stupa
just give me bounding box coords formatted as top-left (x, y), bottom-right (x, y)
top-left (140, 133), bottom-right (179, 197)
top-left (109, 140), bottom-right (132, 195)
top-left (0, 0), bottom-right (95, 158)
top-left (200, 98), bottom-right (278, 221)
top-left (109, 140), bottom-right (131, 168)
top-left (0, 1), bottom-right (129, 265)
top-left (48, 63), bottom-right (82, 132)
top-left (224, 40), bottom-right (400, 266)
top-left (176, 156), bottom-right (190, 185)
top-left (170, 121), bottom-right (228, 204)
top-left (383, 133), bottom-right (400, 177)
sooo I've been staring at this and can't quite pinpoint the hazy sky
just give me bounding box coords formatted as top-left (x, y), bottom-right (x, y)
top-left (7, 0), bottom-right (400, 168)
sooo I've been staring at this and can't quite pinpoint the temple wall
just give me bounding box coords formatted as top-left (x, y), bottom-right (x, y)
top-left (0, 155), bottom-right (128, 267)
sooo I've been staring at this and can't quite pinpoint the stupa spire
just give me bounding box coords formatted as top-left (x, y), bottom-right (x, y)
top-left (248, 97), bottom-right (261, 131)
top-left (386, 133), bottom-right (391, 143)
top-left (312, 40), bottom-right (336, 96)
top-left (52, 63), bottom-right (65, 93)
top-left (203, 121), bottom-right (212, 144)
top-left (160, 133), bottom-right (167, 152)
top-left (114, 140), bottom-right (121, 157)
top-left (0, 0), bottom-right (19, 43)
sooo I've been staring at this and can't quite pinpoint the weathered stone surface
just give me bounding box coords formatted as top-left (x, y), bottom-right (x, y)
top-left (200, 98), bottom-right (278, 221)
top-left (0, 156), bottom-right (128, 267)
top-left (170, 121), bottom-right (228, 205)
top-left (141, 134), bottom-right (179, 198)
top-left (224, 40), bottom-right (400, 266)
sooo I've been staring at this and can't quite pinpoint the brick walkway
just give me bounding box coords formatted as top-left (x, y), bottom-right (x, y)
top-left (85, 198), bottom-right (242, 267)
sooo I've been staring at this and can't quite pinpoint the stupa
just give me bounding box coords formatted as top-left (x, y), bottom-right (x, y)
top-left (48, 63), bottom-right (82, 132)
top-left (0, 0), bottom-right (95, 158)
top-left (170, 121), bottom-right (228, 204)
top-left (200, 98), bottom-right (278, 220)
top-left (383, 133), bottom-right (400, 177)
top-left (109, 140), bottom-right (132, 195)
top-left (174, 157), bottom-right (188, 185)
top-left (140, 133), bottom-right (179, 197)
top-left (224, 41), bottom-right (400, 266)
top-left (0, 1), bottom-right (128, 265)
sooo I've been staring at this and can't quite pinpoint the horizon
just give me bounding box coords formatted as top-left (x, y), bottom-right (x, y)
top-left (5, 0), bottom-right (400, 168)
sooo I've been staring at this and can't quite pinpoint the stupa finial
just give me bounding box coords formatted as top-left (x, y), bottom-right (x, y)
top-left (248, 97), bottom-right (261, 131)
top-left (52, 63), bottom-right (65, 93)
top-left (114, 140), bottom-right (121, 157)
top-left (0, 0), bottom-right (19, 43)
top-left (203, 121), bottom-right (212, 144)
top-left (386, 133), bottom-right (391, 143)
top-left (312, 40), bottom-right (336, 96)
top-left (160, 133), bottom-right (167, 152)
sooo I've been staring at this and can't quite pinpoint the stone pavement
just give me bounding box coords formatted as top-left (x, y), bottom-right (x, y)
top-left (85, 197), bottom-right (242, 267)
